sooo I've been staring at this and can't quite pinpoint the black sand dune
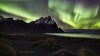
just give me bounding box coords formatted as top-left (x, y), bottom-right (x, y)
top-left (0, 33), bottom-right (100, 56)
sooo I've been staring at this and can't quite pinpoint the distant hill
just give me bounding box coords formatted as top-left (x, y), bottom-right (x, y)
top-left (0, 16), bottom-right (64, 34)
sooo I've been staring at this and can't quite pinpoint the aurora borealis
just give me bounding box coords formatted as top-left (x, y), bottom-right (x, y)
top-left (0, 3), bottom-right (39, 22)
top-left (49, 0), bottom-right (100, 29)
top-left (0, 0), bottom-right (100, 29)
top-left (0, 0), bottom-right (48, 22)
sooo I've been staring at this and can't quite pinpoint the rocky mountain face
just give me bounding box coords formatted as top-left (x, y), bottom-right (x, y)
top-left (35, 16), bottom-right (55, 24)
top-left (0, 16), bottom-right (64, 33)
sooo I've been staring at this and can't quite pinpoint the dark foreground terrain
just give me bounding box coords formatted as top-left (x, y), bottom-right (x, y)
top-left (0, 33), bottom-right (100, 56)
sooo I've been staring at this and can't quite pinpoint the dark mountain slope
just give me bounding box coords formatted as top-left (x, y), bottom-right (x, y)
top-left (0, 16), bottom-right (64, 33)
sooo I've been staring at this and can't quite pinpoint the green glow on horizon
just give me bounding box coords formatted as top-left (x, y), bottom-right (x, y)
top-left (49, 0), bottom-right (100, 29)
top-left (0, 3), bottom-right (39, 23)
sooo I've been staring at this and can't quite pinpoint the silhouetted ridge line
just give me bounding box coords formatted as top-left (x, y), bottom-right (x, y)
top-left (0, 16), bottom-right (64, 33)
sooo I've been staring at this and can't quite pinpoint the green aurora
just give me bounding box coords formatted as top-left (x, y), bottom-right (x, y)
top-left (0, 1), bottom-right (39, 22)
top-left (0, 0), bottom-right (100, 29)
top-left (49, 0), bottom-right (100, 29)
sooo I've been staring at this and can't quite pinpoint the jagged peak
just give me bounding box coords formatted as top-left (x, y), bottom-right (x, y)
top-left (35, 16), bottom-right (56, 24)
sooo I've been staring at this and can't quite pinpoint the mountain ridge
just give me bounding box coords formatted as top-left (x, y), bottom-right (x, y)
top-left (0, 16), bottom-right (64, 33)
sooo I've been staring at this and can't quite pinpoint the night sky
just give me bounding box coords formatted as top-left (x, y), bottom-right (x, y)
top-left (0, 0), bottom-right (100, 29)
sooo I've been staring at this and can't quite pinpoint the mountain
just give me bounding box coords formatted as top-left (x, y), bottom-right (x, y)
top-left (35, 16), bottom-right (55, 24)
top-left (0, 16), bottom-right (64, 34)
